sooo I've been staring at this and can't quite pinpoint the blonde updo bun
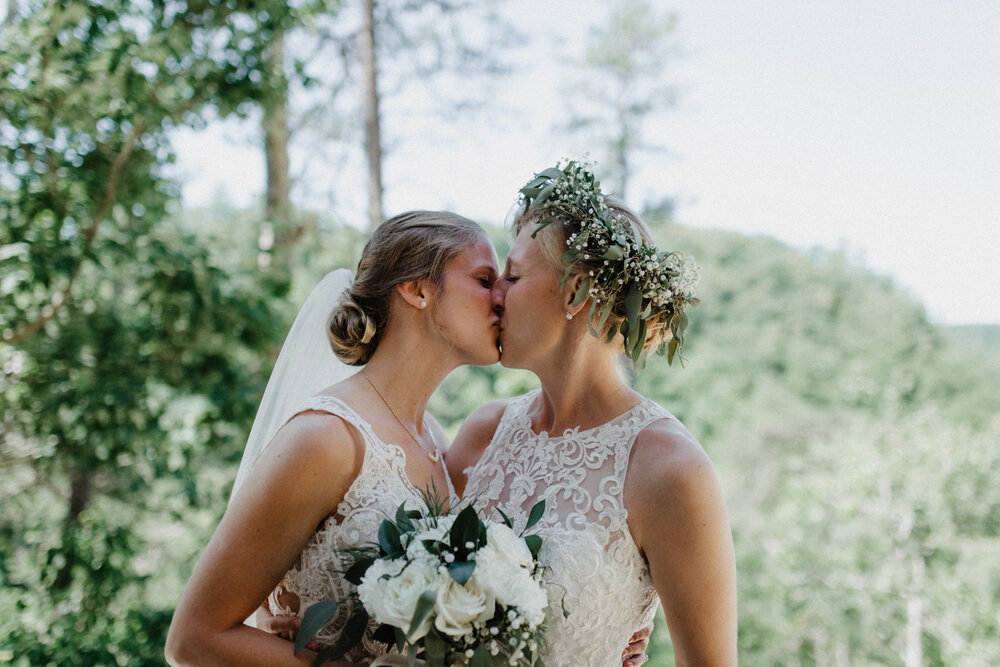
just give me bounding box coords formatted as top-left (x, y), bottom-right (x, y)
top-left (327, 291), bottom-right (378, 365)
top-left (326, 210), bottom-right (486, 366)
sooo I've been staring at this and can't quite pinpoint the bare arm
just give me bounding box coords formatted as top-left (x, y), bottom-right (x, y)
top-left (625, 421), bottom-right (737, 667)
top-left (165, 413), bottom-right (364, 667)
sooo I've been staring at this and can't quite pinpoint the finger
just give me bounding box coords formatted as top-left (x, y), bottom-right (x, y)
top-left (628, 636), bottom-right (651, 652)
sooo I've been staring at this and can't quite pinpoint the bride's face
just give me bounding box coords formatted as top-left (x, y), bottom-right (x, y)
top-left (430, 236), bottom-right (501, 365)
top-left (492, 226), bottom-right (568, 370)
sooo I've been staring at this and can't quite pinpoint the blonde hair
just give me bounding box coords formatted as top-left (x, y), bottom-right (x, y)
top-left (328, 211), bottom-right (486, 365)
top-left (512, 199), bottom-right (672, 352)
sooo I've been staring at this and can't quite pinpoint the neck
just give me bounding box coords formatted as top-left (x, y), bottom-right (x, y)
top-left (528, 335), bottom-right (638, 434)
top-left (359, 325), bottom-right (454, 433)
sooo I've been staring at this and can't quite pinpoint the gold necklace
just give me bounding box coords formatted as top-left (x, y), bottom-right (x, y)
top-left (361, 373), bottom-right (441, 463)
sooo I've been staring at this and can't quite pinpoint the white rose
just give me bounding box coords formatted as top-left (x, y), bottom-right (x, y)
top-left (483, 524), bottom-right (532, 568)
top-left (357, 557), bottom-right (439, 641)
top-left (473, 524), bottom-right (537, 607)
top-left (433, 575), bottom-right (495, 637)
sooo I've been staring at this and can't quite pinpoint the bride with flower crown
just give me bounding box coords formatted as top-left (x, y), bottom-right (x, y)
top-left (448, 162), bottom-right (737, 666)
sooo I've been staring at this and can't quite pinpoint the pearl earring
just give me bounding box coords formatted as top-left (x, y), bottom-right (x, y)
top-left (420, 301), bottom-right (427, 309)
top-left (566, 313), bottom-right (573, 320)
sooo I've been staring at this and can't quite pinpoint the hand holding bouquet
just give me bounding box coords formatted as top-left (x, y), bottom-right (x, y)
top-left (298, 497), bottom-right (549, 667)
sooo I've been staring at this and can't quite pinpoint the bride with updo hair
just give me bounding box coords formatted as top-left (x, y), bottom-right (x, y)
top-left (167, 210), bottom-right (502, 665)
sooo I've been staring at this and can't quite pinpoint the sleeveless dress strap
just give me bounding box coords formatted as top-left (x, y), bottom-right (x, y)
top-left (293, 395), bottom-right (389, 456)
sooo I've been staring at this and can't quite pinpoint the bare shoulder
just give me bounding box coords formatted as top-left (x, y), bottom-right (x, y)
top-left (625, 415), bottom-right (722, 519)
top-left (241, 410), bottom-right (366, 515)
top-left (445, 398), bottom-right (513, 490)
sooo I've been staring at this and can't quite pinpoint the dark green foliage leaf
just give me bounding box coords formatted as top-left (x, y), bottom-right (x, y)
top-left (471, 644), bottom-right (492, 667)
top-left (625, 283), bottom-right (642, 329)
top-left (571, 277), bottom-right (592, 307)
top-left (525, 499), bottom-right (546, 531)
top-left (524, 534), bottom-right (542, 558)
top-left (295, 600), bottom-right (338, 654)
top-left (407, 589), bottom-right (437, 641)
top-left (396, 502), bottom-right (415, 533)
top-left (379, 520), bottom-right (403, 557)
top-left (423, 628), bottom-right (447, 666)
top-left (345, 557), bottom-right (376, 585)
top-left (450, 504), bottom-right (482, 551)
top-left (447, 559), bottom-right (477, 585)
top-left (494, 506), bottom-right (513, 528)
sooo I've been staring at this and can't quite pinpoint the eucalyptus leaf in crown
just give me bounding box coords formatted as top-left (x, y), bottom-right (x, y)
top-left (518, 160), bottom-right (700, 367)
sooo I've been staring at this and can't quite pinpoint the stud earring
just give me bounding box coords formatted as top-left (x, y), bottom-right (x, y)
top-left (566, 313), bottom-right (573, 320)
top-left (420, 301), bottom-right (427, 309)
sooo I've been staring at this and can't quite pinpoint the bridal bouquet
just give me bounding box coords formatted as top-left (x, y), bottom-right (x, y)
top-left (297, 497), bottom-right (549, 667)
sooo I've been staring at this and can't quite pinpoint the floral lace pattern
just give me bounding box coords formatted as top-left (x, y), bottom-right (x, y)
top-left (463, 390), bottom-right (670, 666)
top-left (265, 396), bottom-right (454, 660)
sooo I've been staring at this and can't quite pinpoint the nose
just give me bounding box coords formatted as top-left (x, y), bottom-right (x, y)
top-left (491, 279), bottom-right (507, 315)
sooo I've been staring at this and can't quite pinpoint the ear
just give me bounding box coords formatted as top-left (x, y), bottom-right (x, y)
top-left (396, 279), bottom-right (430, 310)
top-left (563, 272), bottom-right (590, 319)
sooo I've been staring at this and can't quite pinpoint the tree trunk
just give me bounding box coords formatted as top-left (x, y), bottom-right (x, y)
top-left (53, 466), bottom-right (93, 590)
top-left (359, 0), bottom-right (384, 231)
top-left (264, 28), bottom-right (292, 223)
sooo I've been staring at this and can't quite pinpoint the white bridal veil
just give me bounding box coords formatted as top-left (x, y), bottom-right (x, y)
top-left (230, 268), bottom-right (361, 503)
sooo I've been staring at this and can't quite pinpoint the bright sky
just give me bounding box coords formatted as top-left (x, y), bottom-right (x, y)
top-left (173, 0), bottom-right (1000, 326)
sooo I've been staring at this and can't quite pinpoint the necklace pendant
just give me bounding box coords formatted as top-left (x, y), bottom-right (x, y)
top-left (428, 448), bottom-right (440, 463)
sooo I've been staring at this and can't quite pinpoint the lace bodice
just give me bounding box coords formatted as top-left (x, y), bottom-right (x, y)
top-left (265, 396), bottom-right (454, 659)
top-left (463, 390), bottom-right (670, 666)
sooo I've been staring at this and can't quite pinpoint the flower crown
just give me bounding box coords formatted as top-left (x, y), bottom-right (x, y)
top-left (518, 160), bottom-right (700, 366)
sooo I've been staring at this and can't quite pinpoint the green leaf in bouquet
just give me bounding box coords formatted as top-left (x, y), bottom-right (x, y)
top-left (423, 628), bottom-right (447, 666)
top-left (345, 556), bottom-right (376, 585)
top-left (294, 600), bottom-right (338, 654)
top-left (447, 559), bottom-right (476, 585)
top-left (422, 539), bottom-right (445, 556)
top-left (395, 502), bottom-right (416, 533)
top-left (525, 499), bottom-right (546, 531)
top-left (379, 519), bottom-right (403, 557)
top-left (494, 506), bottom-right (513, 528)
top-left (407, 643), bottom-right (419, 667)
top-left (523, 534), bottom-right (542, 558)
top-left (407, 589), bottom-right (437, 641)
top-left (327, 609), bottom-right (369, 660)
top-left (470, 644), bottom-right (492, 667)
top-left (394, 627), bottom-right (407, 653)
top-left (450, 504), bottom-right (481, 552)
top-left (371, 622), bottom-right (397, 647)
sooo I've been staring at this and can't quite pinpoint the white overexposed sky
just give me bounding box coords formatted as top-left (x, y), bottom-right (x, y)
top-left (172, 0), bottom-right (1000, 326)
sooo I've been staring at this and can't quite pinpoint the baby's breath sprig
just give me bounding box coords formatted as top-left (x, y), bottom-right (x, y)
top-left (518, 160), bottom-right (700, 366)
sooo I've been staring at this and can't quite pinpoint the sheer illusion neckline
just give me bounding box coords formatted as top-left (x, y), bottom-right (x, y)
top-left (302, 394), bottom-right (454, 500)
top-left (512, 389), bottom-right (653, 441)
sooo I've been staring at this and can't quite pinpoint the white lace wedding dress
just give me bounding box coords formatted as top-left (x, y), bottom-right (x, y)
top-left (462, 390), bottom-right (671, 666)
top-left (265, 395), bottom-right (454, 660)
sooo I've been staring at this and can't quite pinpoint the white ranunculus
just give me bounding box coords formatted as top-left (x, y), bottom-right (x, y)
top-left (358, 557), bottom-right (440, 641)
top-left (433, 575), bottom-right (495, 637)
